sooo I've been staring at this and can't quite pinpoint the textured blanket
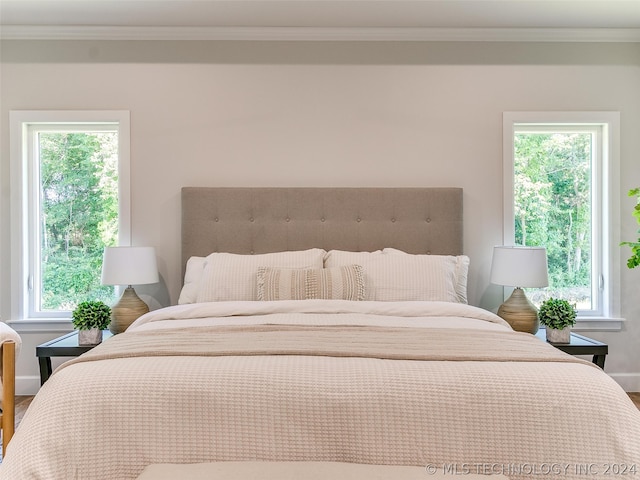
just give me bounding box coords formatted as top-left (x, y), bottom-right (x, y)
top-left (62, 323), bottom-right (589, 366)
top-left (1, 302), bottom-right (639, 480)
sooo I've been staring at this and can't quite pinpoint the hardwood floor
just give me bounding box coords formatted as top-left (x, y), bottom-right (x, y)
top-left (1, 396), bottom-right (34, 462)
top-left (13, 396), bottom-right (34, 428)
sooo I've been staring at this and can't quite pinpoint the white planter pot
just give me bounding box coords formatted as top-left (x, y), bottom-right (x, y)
top-left (78, 328), bottom-right (103, 346)
top-left (546, 326), bottom-right (571, 344)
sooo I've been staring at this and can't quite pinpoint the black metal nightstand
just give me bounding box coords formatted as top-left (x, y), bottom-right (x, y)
top-left (535, 329), bottom-right (608, 369)
top-left (36, 330), bottom-right (113, 385)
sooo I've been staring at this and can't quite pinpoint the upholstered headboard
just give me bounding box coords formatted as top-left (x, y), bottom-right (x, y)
top-left (182, 187), bottom-right (462, 269)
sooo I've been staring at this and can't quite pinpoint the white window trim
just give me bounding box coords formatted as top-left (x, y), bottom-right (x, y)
top-left (9, 110), bottom-right (131, 329)
top-left (502, 111), bottom-right (623, 331)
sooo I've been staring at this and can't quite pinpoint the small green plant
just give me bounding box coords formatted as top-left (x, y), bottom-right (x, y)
top-left (621, 187), bottom-right (640, 269)
top-left (538, 298), bottom-right (577, 330)
top-left (72, 300), bottom-right (111, 330)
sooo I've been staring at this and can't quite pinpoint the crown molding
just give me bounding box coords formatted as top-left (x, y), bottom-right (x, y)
top-left (2, 25), bottom-right (640, 42)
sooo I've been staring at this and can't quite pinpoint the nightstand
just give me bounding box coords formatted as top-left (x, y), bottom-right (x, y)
top-left (36, 330), bottom-right (113, 385)
top-left (535, 329), bottom-right (608, 369)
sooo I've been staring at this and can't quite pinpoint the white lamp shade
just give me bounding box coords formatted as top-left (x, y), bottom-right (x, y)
top-left (490, 246), bottom-right (549, 288)
top-left (101, 246), bottom-right (159, 286)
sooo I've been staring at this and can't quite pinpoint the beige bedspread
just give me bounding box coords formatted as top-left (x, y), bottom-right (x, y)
top-left (2, 302), bottom-right (639, 480)
top-left (62, 323), bottom-right (588, 366)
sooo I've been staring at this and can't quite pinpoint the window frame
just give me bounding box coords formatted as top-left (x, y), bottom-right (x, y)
top-left (9, 110), bottom-right (131, 324)
top-left (502, 111), bottom-right (622, 330)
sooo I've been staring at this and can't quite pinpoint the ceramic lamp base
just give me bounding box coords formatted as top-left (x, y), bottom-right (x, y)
top-left (109, 286), bottom-right (150, 334)
top-left (497, 287), bottom-right (539, 334)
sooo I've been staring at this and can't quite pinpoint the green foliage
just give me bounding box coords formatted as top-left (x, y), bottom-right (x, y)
top-left (620, 188), bottom-right (640, 269)
top-left (514, 132), bottom-right (592, 304)
top-left (72, 300), bottom-right (111, 330)
top-left (538, 298), bottom-right (577, 330)
top-left (38, 132), bottom-right (119, 310)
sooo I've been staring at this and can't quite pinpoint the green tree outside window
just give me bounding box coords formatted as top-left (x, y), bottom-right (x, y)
top-left (514, 132), bottom-right (592, 308)
top-left (39, 132), bottom-right (118, 310)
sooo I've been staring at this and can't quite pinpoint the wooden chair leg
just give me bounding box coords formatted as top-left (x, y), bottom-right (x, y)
top-left (2, 341), bottom-right (16, 456)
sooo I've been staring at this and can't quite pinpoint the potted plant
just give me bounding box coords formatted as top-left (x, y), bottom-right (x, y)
top-left (538, 298), bottom-right (577, 344)
top-left (620, 187), bottom-right (640, 269)
top-left (72, 300), bottom-right (112, 346)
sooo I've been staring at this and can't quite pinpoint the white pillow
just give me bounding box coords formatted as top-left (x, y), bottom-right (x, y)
top-left (382, 248), bottom-right (469, 304)
top-left (178, 256), bottom-right (206, 304)
top-left (324, 249), bottom-right (469, 303)
top-left (196, 249), bottom-right (326, 302)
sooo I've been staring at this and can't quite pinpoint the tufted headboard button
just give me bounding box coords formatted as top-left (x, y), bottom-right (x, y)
top-left (391, 218), bottom-right (396, 223)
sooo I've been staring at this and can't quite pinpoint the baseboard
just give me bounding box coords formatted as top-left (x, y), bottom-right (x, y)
top-left (16, 375), bottom-right (41, 396)
top-left (609, 373), bottom-right (640, 392)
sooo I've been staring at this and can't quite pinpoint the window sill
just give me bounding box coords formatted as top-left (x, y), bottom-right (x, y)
top-left (573, 316), bottom-right (624, 331)
top-left (6, 318), bottom-right (73, 333)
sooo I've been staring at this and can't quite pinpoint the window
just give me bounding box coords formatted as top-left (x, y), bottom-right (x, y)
top-left (10, 111), bottom-right (130, 321)
top-left (503, 112), bottom-right (621, 325)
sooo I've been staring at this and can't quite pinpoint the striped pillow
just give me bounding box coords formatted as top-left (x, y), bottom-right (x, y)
top-left (257, 265), bottom-right (365, 301)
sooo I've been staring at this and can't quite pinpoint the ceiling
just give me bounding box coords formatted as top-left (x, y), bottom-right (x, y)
top-left (2, 0), bottom-right (640, 41)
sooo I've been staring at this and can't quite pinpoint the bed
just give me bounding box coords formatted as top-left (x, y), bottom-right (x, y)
top-left (1, 187), bottom-right (639, 480)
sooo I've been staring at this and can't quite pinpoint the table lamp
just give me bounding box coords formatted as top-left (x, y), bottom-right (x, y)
top-left (101, 246), bottom-right (159, 334)
top-left (490, 245), bottom-right (549, 334)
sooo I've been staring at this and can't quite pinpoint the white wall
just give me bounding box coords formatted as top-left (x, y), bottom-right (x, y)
top-left (2, 40), bottom-right (639, 393)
